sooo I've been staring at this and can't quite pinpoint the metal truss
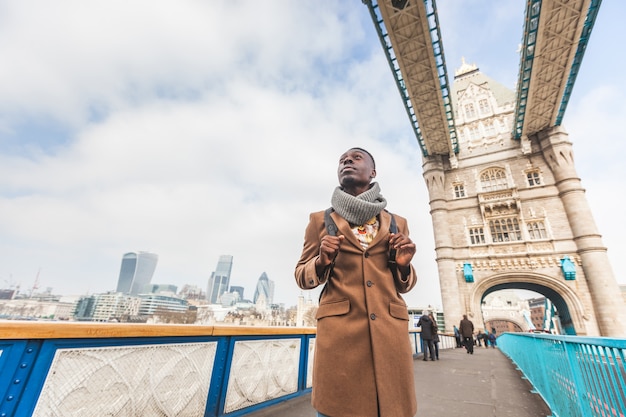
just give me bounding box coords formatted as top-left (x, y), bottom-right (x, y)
top-left (513, 0), bottom-right (602, 139)
top-left (364, 0), bottom-right (458, 156)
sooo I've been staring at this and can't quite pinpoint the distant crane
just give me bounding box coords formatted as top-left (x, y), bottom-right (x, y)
top-left (28, 268), bottom-right (41, 298)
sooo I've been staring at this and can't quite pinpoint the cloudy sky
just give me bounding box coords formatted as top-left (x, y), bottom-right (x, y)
top-left (1, 1), bottom-right (624, 308)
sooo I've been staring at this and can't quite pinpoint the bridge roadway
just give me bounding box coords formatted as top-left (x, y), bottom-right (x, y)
top-left (246, 346), bottom-right (551, 417)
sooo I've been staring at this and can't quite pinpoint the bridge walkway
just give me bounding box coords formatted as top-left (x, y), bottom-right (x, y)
top-left (246, 346), bottom-right (551, 417)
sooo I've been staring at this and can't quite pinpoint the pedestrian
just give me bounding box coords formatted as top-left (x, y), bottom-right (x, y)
top-left (418, 312), bottom-right (435, 361)
top-left (295, 147), bottom-right (418, 417)
top-left (489, 328), bottom-right (497, 348)
top-left (459, 314), bottom-right (475, 354)
top-left (481, 330), bottom-right (490, 348)
top-left (453, 325), bottom-right (462, 348)
top-left (476, 330), bottom-right (484, 347)
top-left (428, 312), bottom-right (440, 360)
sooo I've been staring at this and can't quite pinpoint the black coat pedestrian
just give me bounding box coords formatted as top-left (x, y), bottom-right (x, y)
top-left (417, 315), bottom-right (434, 340)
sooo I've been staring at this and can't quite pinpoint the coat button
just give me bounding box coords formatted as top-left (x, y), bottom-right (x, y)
top-left (370, 314), bottom-right (376, 320)
top-left (367, 281), bottom-right (373, 287)
top-left (364, 252), bottom-right (370, 258)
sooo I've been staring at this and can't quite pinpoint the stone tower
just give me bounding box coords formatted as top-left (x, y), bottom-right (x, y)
top-left (425, 61), bottom-right (626, 337)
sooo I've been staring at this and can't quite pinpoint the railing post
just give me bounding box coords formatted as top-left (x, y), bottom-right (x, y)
top-left (204, 336), bottom-right (231, 417)
top-left (0, 340), bottom-right (43, 417)
top-left (298, 334), bottom-right (312, 392)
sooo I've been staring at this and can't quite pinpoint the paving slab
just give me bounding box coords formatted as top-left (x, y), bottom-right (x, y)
top-left (244, 346), bottom-right (551, 417)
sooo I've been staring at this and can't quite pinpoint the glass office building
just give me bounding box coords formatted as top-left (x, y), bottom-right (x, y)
top-left (253, 272), bottom-right (275, 305)
top-left (115, 252), bottom-right (159, 296)
top-left (207, 255), bottom-right (233, 304)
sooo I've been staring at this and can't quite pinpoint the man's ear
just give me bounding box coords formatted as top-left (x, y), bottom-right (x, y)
top-left (371, 169), bottom-right (377, 179)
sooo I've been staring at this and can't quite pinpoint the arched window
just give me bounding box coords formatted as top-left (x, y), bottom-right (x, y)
top-left (469, 227), bottom-right (485, 245)
top-left (526, 170), bottom-right (541, 186)
top-left (527, 221), bottom-right (547, 239)
top-left (480, 168), bottom-right (508, 192)
top-left (478, 99), bottom-right (490, 114)
top-left (489, 218), bottom-right (521, 242)
top-left (454, 183), bottom-right (466, 198)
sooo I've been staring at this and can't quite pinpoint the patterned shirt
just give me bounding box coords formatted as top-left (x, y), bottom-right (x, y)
top-left (351, 216), bottom-right (379, 249)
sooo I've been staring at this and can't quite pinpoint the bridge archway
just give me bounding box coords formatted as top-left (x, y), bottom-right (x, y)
top-left (469, 273), bottom-right (592, 335)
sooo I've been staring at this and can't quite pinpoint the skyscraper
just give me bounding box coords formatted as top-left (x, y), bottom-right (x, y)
top-left (207, 255), bottom-right (233, 304)
top-left (253, 272), bottom-right (274, 305)
top-left (115, 252), bottom-right (159, 296)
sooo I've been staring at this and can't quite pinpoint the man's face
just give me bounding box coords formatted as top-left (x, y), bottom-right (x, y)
top-left (337, 148), bottom-right (376, 188)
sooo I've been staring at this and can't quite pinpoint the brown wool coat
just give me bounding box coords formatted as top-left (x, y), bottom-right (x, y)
top-left (295, 209), bottom-right (417, 417)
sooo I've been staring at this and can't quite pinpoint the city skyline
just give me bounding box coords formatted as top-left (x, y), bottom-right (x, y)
top-left (1, 2), bottom-right (625, 308)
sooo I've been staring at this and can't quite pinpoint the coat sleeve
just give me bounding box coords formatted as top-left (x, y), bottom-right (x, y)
top-left (294, 212), bottom-right (331, 290)
top-left (391, 214), bottom-right (417, 294)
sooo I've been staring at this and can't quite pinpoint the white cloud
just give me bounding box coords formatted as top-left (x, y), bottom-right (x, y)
top-left (0, 0), bottom-right (623, 311)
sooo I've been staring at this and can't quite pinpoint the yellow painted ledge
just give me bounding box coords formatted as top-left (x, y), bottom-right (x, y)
top-left (0, 321), bottom-right (317, 340)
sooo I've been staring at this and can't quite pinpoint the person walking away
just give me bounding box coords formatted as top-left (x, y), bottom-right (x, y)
top-left (428, 312), bottom-right (440, 360)
top-left (459, 314), bottom-right (475, 354)
top-left (417, 312), bottom-right (435, 361)
top-left (295, 147), bottom-right (418, 417)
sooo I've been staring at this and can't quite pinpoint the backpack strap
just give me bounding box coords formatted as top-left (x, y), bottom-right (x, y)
top-left (387, 210), bottom-right (398, 264)
top-left (324, 207), bottom-right (338, 236)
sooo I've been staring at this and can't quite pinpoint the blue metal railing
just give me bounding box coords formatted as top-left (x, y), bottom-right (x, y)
top-left (0, 322), bottom-right (455, 417)
top-left (498, 333), bottom-right (626, 417)
top-left (0, 323), bottom-right (316, 417)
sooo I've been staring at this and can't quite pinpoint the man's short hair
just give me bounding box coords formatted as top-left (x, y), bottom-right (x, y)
top-left (350, 147), bottom-right (376, 169)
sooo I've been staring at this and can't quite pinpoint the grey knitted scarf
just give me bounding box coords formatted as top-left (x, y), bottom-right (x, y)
top-left (331, 182), bottom-right (388, 225)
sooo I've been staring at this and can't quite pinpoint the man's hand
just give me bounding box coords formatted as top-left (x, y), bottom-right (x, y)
top-left (316, 235), bottom-right (345, 268)
top-left (389, 233), bottom-right (416, 267)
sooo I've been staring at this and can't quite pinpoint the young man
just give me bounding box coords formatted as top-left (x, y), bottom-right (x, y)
top-left (295, 148), bottom-right (418, 417)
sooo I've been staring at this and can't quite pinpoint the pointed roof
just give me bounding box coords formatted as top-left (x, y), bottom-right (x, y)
top-left (452, 59), bottom-right (515, 113)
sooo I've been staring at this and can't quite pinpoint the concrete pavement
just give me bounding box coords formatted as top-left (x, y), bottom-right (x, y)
top-left (245, 345), bottom-right (551, 417)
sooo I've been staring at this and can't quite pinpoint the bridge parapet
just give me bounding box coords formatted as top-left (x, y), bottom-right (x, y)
top-left (0, 321), bottom-right (453, 417)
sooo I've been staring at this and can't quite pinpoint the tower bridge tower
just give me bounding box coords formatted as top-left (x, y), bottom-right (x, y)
top-left (425, 62), bottom-right (625, 336)
top-left (364, 0), bottom-right (626, 336)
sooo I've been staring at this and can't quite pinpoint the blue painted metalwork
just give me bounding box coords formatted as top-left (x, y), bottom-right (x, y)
top-left (499, 333), bottom-right (626, 417)
top-left (463, 262), bottom-right (474, 282)
top-left (205, 337), bottom-right (231, 417)
top-left (560, 257), bottom-right (576, 280)
top-left (0, 341), bottom-right (33, 417)
top-left (555, 0), bottom-right (602, 126)
top-left (363, 0), bottom-right (458, 156)
top-left (513, 0), bottom-right (542, 139)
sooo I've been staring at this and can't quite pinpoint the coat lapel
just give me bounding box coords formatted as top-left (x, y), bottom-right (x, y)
top-left (330, 210), bottom-right (391, 251)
